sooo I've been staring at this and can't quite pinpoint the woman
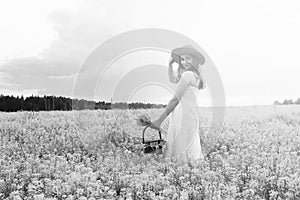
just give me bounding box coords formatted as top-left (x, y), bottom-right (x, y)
top-left (149, 45), bottom-right (206, 164)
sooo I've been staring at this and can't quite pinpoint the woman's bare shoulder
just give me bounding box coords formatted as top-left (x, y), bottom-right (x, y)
top-left (180, 71), bottom-right (193, 84)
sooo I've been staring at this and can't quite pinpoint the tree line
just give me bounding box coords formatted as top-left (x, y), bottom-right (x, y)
top-left (274, 98), bottom-right (300, 105)
top-left (0, 94), bottom-right (167, 112)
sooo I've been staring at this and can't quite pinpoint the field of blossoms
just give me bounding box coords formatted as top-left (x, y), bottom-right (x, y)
top-left (1, 105), bottom-right (300, 199)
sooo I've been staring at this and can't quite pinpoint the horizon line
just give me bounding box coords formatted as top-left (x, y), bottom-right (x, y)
top-left (1, 93), bottom-right (293, 108)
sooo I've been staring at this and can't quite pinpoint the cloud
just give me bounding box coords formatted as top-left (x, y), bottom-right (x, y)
top-left (0, 0), bottom-right (118, 97)
top-left (1, 0), bottom-right (300, 105)
top-left (0, 0), bottom-right (191, 100)
top-left (49, 73), bottom-right (78, 80)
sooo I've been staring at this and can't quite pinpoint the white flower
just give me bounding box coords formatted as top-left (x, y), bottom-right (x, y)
top-left (33, 194), bottom-right (45, 200)
top-left (13, 195), bottom-right (22, 200)
top-left (162, 188), bottom-right (172, 196)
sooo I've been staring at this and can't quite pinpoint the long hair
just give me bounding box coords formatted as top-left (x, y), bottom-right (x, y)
top-left (193, 67), bottom-right (205, 90)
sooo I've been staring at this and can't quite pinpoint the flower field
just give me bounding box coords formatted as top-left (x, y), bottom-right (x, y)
top-left (1, 105), bottom-right (300, 199)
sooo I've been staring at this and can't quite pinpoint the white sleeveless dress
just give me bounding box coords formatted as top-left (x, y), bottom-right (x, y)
top-left (164, 71), bottom-right (204, 164)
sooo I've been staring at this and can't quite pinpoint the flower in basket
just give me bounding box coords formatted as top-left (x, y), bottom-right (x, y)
top-left (136, 114), bottom-right (152, 127)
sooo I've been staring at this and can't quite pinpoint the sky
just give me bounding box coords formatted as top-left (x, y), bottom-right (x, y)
top-left (0, 0), bottom-right (300, 106)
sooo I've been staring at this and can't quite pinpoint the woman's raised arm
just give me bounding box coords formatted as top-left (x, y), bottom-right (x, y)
top-left (168, 57), bottom-right (178, 83)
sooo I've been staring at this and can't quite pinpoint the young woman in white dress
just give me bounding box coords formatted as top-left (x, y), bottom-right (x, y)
top-left (149, 45), bottom-right (206, 164)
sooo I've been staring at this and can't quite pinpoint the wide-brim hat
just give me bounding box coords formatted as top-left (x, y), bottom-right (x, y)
top-left (171, 44), bottom-right (205, 65)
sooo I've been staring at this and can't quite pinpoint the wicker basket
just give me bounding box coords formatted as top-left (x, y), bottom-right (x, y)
top-left (142, 126), bottom-right (166, 154)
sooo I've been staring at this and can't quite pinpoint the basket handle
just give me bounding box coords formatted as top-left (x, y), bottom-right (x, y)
top-left (142, 126), bottom-right (162, 143)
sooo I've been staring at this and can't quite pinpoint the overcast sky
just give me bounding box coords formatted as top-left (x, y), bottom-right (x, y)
top-left (1, 0), bottom-right (300, 106)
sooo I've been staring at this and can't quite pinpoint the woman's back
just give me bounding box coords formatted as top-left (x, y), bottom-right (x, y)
top-left (178, 71), bottom-right (202, 109)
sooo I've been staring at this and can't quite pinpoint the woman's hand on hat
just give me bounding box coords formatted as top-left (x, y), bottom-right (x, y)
top-left (169, 57), bottom-right (175, 66)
